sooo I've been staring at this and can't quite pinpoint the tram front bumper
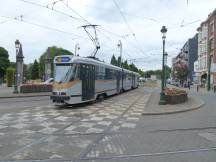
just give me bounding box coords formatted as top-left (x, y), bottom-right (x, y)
top-left (50, 95), bottom-right (70, 103)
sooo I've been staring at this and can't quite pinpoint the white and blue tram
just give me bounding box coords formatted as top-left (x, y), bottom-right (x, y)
top-left (50, 55), bottom-right (140, 105)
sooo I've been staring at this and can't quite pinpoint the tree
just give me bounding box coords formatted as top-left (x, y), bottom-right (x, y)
top-left (173, 64), bottom-right (189, 82)
top-left (39, 46), bottom-right (73, 79)
top-left (0, 47), bottom-right (10, 82)
top-left (164, 65), bottom-right (171, 79)
top-left (117, 56), bottom-right (121, 67)
top-left (110, 54), bottom-right (118, 66)
top-left (122, 60), bottom-right (129, 69)
top-left (31, 60), bottom-right (40, 80)
top-left (129, 63), bottom-right (139, 72)
top-left (138, 69), bottom-right (145, 77)
top-left (26, 63), bottom-right (33, 80)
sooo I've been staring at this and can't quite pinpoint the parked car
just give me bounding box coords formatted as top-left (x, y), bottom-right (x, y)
top-left (170, 80), bottom-right (180, 87)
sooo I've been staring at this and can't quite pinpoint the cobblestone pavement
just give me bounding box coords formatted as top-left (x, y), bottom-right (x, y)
top-left (0, 88), bottom-right (150, 161)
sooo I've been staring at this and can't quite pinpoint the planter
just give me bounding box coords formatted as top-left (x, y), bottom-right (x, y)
top-left (20, 84), bottom-right (53, 93)
top-left (165, 93), bottom-right (188, 104)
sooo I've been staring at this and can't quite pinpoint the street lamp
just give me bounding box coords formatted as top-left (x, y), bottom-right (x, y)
top-left (159, 26), bottom-right (167, 105)
top-left (117, 40), bottom-right (122, 68)
top-left (74, 43), bottom-right (80, 56)
top-left (164, 52), bottom-right (168, 87)
top-left (13, 39), bottom-right (20, 93)
top-left (117, 40), bottom-right (123, 92)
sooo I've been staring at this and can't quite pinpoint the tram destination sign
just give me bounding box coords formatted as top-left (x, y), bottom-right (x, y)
top-left (56, 56), bottom-right (71, 63)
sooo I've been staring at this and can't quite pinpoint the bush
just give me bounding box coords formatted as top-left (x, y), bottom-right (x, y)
top-left (6, 68), bottom-right (15, 87)
top-left (20, 84), bottom-right (52, 93)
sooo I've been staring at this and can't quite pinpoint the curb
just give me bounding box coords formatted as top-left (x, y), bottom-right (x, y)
top-left (0, 94), bottom-right (51, 99)
top-left (142, 98), bottom-right (205, 115)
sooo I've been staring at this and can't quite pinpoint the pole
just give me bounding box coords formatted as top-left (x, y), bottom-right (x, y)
top-left (119, 40), bottom-right (123, 91)
top-left (75, 44), bottom-right (77, 56)
top-left (13, 49), bottom-right (18, 93)
top-left (207, 41), bottom-right (211, 91)
top-left (159, 36), bottom-right (166, 105)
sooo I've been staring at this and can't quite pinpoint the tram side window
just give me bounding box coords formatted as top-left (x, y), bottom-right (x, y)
top-left (105, 68), bottom-right (115, 80)
top-left (128, 73), bottom-right (131, 80)
top-left (96, 66), bottom-right (105, 80)
top-left (74, 64), bottom-right (80, 80)
top-left (69, 64), bottom-right (80, 81)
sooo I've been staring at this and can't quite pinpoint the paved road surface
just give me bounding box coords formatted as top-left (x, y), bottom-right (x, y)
top-left (0, 87), bottom-right (215, 162)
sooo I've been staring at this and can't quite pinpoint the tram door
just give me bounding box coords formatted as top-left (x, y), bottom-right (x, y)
top-left (116, 71), bottom-right (120, 93)
top-left (81, 64), bottom-right (95, 101)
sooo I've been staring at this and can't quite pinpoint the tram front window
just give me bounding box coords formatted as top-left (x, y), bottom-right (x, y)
top-left (54, 64), bottom-right (79, 83)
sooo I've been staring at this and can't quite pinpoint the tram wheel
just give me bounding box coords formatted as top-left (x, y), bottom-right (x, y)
top-left (97, 94), bottom-right (105, 102)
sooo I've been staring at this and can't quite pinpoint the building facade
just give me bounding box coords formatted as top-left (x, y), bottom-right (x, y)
top-left (207, 9), bottom-right (216, 85)
top-left (197, 9), bottom-right (216, 86)
top-left (172, 34), bottom-right (198, 81)
top-left (197, 21), bottom-right (208, 82)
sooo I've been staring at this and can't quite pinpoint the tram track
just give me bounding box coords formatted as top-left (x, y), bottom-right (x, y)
top-left (78, 92), bottom-right (143, 160)
top-left (2, 90), bottom-right (136, 161)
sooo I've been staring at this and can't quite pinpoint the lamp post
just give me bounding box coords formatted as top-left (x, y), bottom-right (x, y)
top-left (117, 40), bottom-right (122, 67)
top-left (164, 52), bottom-right (168, 87)
top-left (117, 40), bottom-right (123, 92)
top-left (74, 43), bottom-right (80, 56)
top-left (13, 39), bottom-right (20, 93)
top-left (159, 26), bottom-right (167, 105)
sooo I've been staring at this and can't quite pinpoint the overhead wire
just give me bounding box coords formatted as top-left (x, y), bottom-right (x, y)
top-left (17, 0), bottom-right (156, 60)
top-left (1, 15), bottom-right (87, 40)
top-left (60, 0), bottom-right (92, 25)
top-left (112, 0), bottom-right (147, 57)
top-left (14, 0), bottom-right (154, 66)
top-left (16, 0), bottom-right (86, 23)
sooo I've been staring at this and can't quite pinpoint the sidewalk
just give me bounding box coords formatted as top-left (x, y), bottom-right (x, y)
top-left (142, 92), bottom-right (205, 115)
top-left (0, 84), bottom-right (51, 98)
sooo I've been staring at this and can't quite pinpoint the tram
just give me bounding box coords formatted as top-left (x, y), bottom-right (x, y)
top-left (50, 55), bottom-right (140, 105)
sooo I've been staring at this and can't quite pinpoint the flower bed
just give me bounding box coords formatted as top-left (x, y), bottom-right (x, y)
top-left (164, 88), bottom-right (187, 104)
top-left (20, 84), bottom-right (52, 93)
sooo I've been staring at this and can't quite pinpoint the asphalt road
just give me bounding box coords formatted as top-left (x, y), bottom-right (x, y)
top-left (0, 87), bottom-right (215, 162)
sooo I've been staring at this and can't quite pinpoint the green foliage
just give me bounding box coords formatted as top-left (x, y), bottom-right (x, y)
top-left (143, 66), bottom-right (171, 80)
top-left (110, 54), bottom-right (141, 73)
top-left (0, 47), bottom-right (10, 80)
top-left (164, 65), bottom-right (171, 79)
top-left (9, 62), bottom-right (16, 69)
top-left (6, 68), bottom-right (15, 87)
top-left (138, 69), bottom-right (145, 77)
top-left (110, 54), bottom-right (118, 66)
top-left (128, 63), bottom-right (139, 72)
top-left (26, 63), bottom-right (33, 80)
top-left (31, 60), bottom-right (40, 80)
top-left (39, 46), bottom-right (73, 79)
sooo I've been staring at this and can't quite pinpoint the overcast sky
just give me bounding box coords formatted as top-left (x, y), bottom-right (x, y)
top-left (0, 0), bottom-right (216, 70)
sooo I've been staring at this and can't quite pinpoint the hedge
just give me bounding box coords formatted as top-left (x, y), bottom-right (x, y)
top-left (6, 68), bottom-right (15, 87)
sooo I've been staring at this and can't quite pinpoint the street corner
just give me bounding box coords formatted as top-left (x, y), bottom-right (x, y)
top-left (142, 93), bottom-right (205, 115)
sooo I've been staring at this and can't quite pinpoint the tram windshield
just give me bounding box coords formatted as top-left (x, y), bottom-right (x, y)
top-left (54, 63), bottom-right (79, 83)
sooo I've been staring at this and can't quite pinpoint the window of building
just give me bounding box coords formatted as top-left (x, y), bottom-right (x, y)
top-left (209, 39), bottom-right (214, 51)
